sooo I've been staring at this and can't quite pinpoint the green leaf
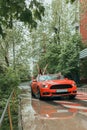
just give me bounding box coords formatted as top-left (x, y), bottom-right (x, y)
top-left (20, 9), bottom-right (32, 24)
top-left (34, 9), bottom-right (42, 21)
top-left (0, 25), bottom-right (3, 35)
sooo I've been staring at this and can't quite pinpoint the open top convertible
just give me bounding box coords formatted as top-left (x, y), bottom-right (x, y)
top-left (31, 74), bottom-right (77, 99)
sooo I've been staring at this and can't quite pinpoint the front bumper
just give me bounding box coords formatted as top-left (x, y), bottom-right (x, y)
top-left (40, 87), bottom-right (77, 97)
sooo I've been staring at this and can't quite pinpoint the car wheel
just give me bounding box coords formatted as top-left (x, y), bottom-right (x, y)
top-left (35, 87), bottom-right (41, 99)
top-left (31, 88), bottom-right (34, 97)
top-left (69, 95), bottom-right (76, 100)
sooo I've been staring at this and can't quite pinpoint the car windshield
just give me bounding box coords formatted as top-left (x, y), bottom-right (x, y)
top-left (37, 74), bottom-right (60, 81)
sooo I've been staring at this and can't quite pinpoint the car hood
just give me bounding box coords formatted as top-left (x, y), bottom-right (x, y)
top-left (42, 79), bottom-right (75, 85)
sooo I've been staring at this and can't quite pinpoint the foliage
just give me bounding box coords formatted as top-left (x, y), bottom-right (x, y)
top-left (0, 26), bottom-right (31, 82)
top-left (80, 59), bottom-right (87, 79)
top-left (16, 63), bottom-right (31, 81)
top-left (51, 0), bottom-right (77, 45)
top-left (0, 0), bottom-right (45, 90)
top-left (30, 0), bottom-right (80, 63)
top-left (66, 0), bottom-right (76, 4)
top-left (0, 28), bottom-right (23, 67)
top-left (0, 0), bottom-right (45, 37)
top-left (57, 34), bottom-right (82, 74)
top-left (0, 67), bottom-right (20, 94)
top-left (35, 33), bottom-right (83, 83)
top-left (33, 64), bottom-right (39, 78)
top-left (57, 42), bottom-right (79, 75)
top-left (0, 88), bottom-right (20, 130)
top-left (30, 0), bottom-right (85, 84)
top-left (38, 44), bottom-right (61, 73)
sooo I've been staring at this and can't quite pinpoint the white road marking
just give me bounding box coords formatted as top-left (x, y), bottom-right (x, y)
top-left (63, 104), bottom-right (87, 110)
top-left (57, 109), bottom-right (68, 113)
top-left (46, 114), bottom-right (50, 117)
top-left (55, 101), bottom-right (76, 104)
top-left (78, 111), bottom-right (87, 116)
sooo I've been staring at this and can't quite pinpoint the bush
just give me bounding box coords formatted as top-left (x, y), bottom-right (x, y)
top-left (0, 67), bottom-right (20, 94)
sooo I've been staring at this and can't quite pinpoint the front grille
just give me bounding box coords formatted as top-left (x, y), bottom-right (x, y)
top-left (52, 92), bottom-right (71, 95)
top-left (50, 84), bottom-right (72, 89)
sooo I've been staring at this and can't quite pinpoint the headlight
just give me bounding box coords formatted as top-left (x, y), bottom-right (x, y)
top-left (42, 85), bottom-right (48, 88)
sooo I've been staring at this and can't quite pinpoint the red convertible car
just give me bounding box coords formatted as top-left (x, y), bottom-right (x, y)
top-left (31, 74), bottom-right (77, 99)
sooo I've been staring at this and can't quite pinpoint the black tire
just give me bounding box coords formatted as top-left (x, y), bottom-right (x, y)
top-left (35, 87), bottom-right (42, 99)
top-left (31, 87), bottom-right (34, 97)
top-left (69, 95), bottom-right (76, 100)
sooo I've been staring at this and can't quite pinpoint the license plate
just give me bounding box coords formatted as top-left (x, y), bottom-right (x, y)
top-left (56, 89), bottom-right (68, 93)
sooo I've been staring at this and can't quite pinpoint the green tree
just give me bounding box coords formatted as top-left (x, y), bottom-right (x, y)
top-left (0, 0), bottom-right (45, 37)
top-left (51, 0), bottom-right (79, 45)
top-left (19, 0), bottom-right (84, 84)
top-left (37, 33), bottom-right (82, 83)
top-left (66, 0), bottom-right (76, 4)
top-left (0, 28), bottom-right (23, 67)
top-left (0, 27), bottom-right (31, 93)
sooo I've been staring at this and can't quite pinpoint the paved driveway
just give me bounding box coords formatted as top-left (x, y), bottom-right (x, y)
top-left (18, 83), bottom-right (87, 130)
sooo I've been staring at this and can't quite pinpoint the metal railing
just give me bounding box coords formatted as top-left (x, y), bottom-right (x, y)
top-left (0, 89), bottom-right (16, 130)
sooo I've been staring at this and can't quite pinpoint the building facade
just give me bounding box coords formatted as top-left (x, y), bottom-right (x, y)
top-left (80, 0), bottom-right (87, 44)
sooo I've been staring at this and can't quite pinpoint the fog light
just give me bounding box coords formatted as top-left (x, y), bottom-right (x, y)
top-left (73, 90), bottom-right (77, 93)
top-left (43, 92), bottom-right (50, 95)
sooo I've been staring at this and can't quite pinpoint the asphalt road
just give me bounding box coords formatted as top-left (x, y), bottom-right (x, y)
top-left (19, 83), bottom-right (87, 130)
